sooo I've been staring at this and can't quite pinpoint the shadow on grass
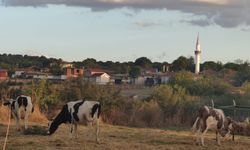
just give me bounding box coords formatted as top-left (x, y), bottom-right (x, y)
top-left (164, 126), bottom-right (191, 132)
top-left (149, 139), bottom-right (191, 145)
top-left (23, 125), bottom-right (48, 136)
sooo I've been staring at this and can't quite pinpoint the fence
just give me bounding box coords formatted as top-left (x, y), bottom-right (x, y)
top-left (214, 100), bottom-right (250, 121)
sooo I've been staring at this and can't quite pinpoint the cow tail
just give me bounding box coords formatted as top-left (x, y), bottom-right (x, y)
top-left (32, 105), bottom-right (34, 113)
top-left (91, 103), bottom-right (101, 118)
top-left (97, 104), bottom-right (101, 119)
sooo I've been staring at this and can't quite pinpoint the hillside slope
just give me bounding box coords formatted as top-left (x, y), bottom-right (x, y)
top-left (1, 124), bottom-right (250, 150)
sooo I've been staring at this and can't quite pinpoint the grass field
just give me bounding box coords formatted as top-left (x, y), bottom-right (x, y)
top-left (1, 123), bottom-right (250, 150)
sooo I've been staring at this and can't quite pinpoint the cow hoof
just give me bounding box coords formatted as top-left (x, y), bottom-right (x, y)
top-left (96, 140), bottom-right (100, 144)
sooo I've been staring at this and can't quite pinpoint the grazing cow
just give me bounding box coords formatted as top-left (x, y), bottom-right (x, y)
top-left (3, 95), bottom-right (34, 130)
top-left (224, 117), bottom-right (250, 141)
top-left (47, 100), bottom-right (101, 142)
top-left (192, 106), bottom-right (230, 146)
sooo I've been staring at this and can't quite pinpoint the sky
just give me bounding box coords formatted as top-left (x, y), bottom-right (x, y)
top-left (0, 0), bottom-right (249, 63)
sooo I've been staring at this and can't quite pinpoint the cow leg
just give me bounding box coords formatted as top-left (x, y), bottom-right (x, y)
top-left (74, 123), bottom-right (78, 139)
top-left (216, 131), bottom-right (218, 142)
top-left (216, 131), bottom-right (221, 146)
top-left (69, 123), bottom-right (74, 139)
top-left (201, 127), bottom-right (208, 146)
top-left (24, 112), bottom-right (30, 129)
top-left (195, 127), bottom-right (201, 146)
top-left (95, 118), bottom-right (100, 143)
top-left (232, 131), bottom-right (235, 141)
top-left (16, 110), bottom-right (21, 131)
top-left (87, 121), bottom-right (93, 136)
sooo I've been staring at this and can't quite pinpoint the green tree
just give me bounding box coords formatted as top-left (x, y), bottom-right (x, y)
top-left (202, 61), bottom-right (223, 71)
top-left (82, 58), bottom-right (99, 68)
top-left (129, 66), bottom-right (141, 78)
top-left (224, 62), bottom-right (240, 71)
top-left (234, 63), bottom-right (250, 86)
top-left (171, 56), bottom-right (194, 72)
top-left (168, 71), bottom-right (194, 88)
top-left (134, 57), bottom-right (152, 68)
top-left (153, 85), bottom-right (186, 122)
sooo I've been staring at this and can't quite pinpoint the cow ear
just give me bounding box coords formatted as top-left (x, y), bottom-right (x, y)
top-left (3, 101), bottom-right (10, 106)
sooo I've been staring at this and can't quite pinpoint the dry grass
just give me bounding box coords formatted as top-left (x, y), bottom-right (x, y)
top-left (1, 123), bottom-right (250, 150)
top-left (0, 105), bottom-right (48, 124)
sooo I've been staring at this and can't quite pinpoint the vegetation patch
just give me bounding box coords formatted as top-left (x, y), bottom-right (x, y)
top-left (23, 126), bottom-right (47, 136)
top-left (149, 140), bottom-right (190, 145)
top-left (164, 126), bottom-right (190, 132)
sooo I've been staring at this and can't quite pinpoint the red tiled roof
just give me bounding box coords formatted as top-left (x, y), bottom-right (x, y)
top-left (91, 73), bottom-right (105, 77)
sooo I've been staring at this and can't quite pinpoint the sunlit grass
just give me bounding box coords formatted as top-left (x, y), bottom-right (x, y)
top-left (1, 123), bottom-right (250, 150)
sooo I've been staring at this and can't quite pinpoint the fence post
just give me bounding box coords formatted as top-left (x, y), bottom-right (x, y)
top-left (211, 99), bottom-right (214, 108)
top-left (233, 99), bottom-right (236, 120)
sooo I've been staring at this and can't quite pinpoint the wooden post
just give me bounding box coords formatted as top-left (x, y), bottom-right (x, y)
top-left (233, 100), bottom-right (236, 120)
top-left (211, 99), bottom-right (214, 108)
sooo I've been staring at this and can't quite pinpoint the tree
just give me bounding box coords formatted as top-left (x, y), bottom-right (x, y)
top-left (50, 64), bottom-right (64, 76)
top-left (82, 58), bottom-right (99, 68)
top-left (129, 66), bottom-right (141, 78)
top-left (168, 71), bottom-right (194, 88)
top-left (171, 56), bottom-right (194, 72)
top-left (234, 65), bottom-right (250, 86)
top-left (134, 57), bottom-right (152, 68)
top-left (0, 82), bottom-right (8, 105)
top-left (153, 85), bottom-right (187, 122)
top-left (224, 62), bottom-right (240, 71)
top-left (201, 61), bottom-right (223, 71)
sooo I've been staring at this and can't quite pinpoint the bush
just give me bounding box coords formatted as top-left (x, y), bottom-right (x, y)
top-left (152, 84), bottom-right (199, 126)
top-left (169, 71), bottom-right (231, 96)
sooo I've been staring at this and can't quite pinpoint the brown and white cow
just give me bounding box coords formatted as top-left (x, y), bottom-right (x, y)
top-left (3, 95), bottom-right (34, 130)
top-left (192, 106), bottom-right (231, 146)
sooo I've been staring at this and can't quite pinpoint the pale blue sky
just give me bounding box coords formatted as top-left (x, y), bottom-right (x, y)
top-left (0, 0), bottom-right (249, 63)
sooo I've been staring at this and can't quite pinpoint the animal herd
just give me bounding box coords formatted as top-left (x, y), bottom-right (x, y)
top-left (2, 95), bottom-right (241, 146)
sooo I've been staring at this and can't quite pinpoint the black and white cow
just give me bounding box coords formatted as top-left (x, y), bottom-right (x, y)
top-left (192, 106), bottom-right (231, 146)
top-left (3, 95), bottom-right (34, 130)
top-left (47, 100), bottom-right (101, 142)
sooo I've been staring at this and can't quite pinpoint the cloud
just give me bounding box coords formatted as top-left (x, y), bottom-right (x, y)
top-left (2, 0), bottom-right (250, 28)
top-left (241, 27), bottom-right (250, 32)
top-left (182, 18), bottom-right (213, 27)
top-left (134, 21), bottom-right (162, 28)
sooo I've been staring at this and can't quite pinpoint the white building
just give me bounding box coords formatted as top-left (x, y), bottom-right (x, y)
top-left (85, 72), bottom-right (111, 85)
top-left (195, 33), bottom-right (201, 74)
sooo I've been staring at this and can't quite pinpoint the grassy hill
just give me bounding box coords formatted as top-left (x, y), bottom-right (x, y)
top-left (1, 123), bottom-right (250, 150)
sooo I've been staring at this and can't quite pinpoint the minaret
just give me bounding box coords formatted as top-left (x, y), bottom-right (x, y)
top-left (195, 33), bottom-right (201, 74)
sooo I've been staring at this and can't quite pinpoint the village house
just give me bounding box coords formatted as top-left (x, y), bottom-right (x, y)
top-left (0, 69), bottom-right (8, 80)
top-left (12, 68), bottom-right (67, 80)
top-left (61, 62), bottom-right (73, 69)
top-left (131, 68), bottom-right (173, 86)
top-left (112, 74), bottom-right (130, 84)
top-left (66, 67), bottom-right (84, 79)
top-left (84, 69), bottom-right (111, 85)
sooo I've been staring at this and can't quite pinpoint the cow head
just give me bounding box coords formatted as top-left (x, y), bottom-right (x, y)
top-left (220, 117), bottom-right (234, 137)
top-left (47, 119), bottom-right (55, 135)
top-left (3, 99), bottom-right (15, 109)
top-left (3, 101), bottom-right (11, 106)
